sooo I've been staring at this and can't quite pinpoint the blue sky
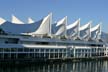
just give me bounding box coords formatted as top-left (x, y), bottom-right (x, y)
top-left (0, 0), bottom-right (107, 32)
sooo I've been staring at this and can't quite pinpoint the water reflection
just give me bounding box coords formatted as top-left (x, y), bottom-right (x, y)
top-left (0, 60), bottom-right (108, 72)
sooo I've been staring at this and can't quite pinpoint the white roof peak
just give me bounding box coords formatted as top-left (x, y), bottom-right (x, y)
top-left (80, 21), bottom-right (92, 31)
top-left (12, 15), bottom-right (24, 24)
top-left (28, 17), bottom-right (35, 24)
top-left (0, 17), bottom-right (6, 25)
top-left (56, 16), bottom-right (67, 26)
top-left (67, 18), bottom-right (80, 29)
top-left (90, 23), bottom-right (101, 32)
top-left (30, 13), bottom-right (52, 35)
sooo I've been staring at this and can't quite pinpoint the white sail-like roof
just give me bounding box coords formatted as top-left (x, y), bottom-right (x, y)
top-left (67, 18), bottom-right (80, 39)
top-left (67, 18), bottom-right (80, 30)
top-left (90, 24), bottom-right (100, 32)
top-left (0, 20), bottom-right (43, 34)
top-left (80, 21), bottom-right (91, 40)
top-left (12, 15), bottom-right (24, 24)
top-left (90, 23), bottom-right (101, 40)
top-left (0, 13), bottom-right (103, 40)
top-left (29, 13), bottom-right (52, 35)
top-left (56, 16), bottom-right (67, 26)
top-left (55, 16), bottom-right (67, 36)
top-left (28, 17), bottom-right (35, 24)
top-left (80, 21), bottom-right (92, 31)
top-left (0, 18), bottom-right (6, 25)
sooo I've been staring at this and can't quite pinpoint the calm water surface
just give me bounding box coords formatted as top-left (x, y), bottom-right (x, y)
top-left (0, 60), bottom-right (108, 72)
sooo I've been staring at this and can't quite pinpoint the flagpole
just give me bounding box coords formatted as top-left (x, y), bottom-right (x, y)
top-left (49, 12), bottom-right (52, 37)
top-left (99, 22), bottom-right (102, 40)
top-left (65, 16), bottom-right (67, 38)
top-left (78, 18), bottom-right (80, 39)
top-left (89, 21), bottom-right (92, 40)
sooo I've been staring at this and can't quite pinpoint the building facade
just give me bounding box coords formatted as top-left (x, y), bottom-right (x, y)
top-left (0, 13), bottom-right (107, 61)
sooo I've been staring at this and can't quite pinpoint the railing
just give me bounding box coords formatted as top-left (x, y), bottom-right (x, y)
top-left (0, 43), bottom-right (105, 50)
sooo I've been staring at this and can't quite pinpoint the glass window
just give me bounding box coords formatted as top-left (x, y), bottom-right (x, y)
top-left (59, 49), bottom-right (62, 52)
top-left (24, 48), bottom-right (29, 52)
top-left (35, 49), bottom-right (39, 52)
top-left (46, 49), bottom-right (49, 52)
top-left (0, 48), bottom-right (3, 52)
top-left (50, 49), bottom-right (53, 52)
top-left (41, 49), bottom-right (44, 52)
top-left (18, 48), bottom-right (23, 52)
top-left (64, 49), bottom-right (66, 52)
top-left (55, 49), bottom-right (58, 52)
top-left (4, 48), bottom-right (10, 52)
top-left (11, 48), bottom-right (17, 52)
top-left (30, 48), bottom-right (34, 52)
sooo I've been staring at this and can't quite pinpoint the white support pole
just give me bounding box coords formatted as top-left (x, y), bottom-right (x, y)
top-left (3, 48), bottom-right (4, 59)
top-left (53, 49), bottom-right (55, 59)
top-left (73, 46), bottom-right (76, 58)
top-left (10, 48), bottom-right (11, 59)
top-left (58, 49), bottom-right (59, 59)
top-left (49, 49), bottom-right (50, 59)
top-left (62, 49), bottom-right (64, 58)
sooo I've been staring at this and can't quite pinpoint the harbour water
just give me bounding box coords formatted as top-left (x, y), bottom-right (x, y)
top-left (0, 60), bottom-right (108, 72)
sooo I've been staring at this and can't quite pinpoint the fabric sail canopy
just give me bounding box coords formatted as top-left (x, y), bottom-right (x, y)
top-left (90, 23), bottom-right (101, 40)
top-left (12, 15), bottom-right (25, 24)
top-left (79, 21), bottom-right (91, 40)
top-left (26, 13), bottom-right (52, 35)
top-left (52, 16), bottom-right (67, 36)
top-left (28, 17), bottom-right (35, 24)
top-left (67, 18), bottom-right (80, 39)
